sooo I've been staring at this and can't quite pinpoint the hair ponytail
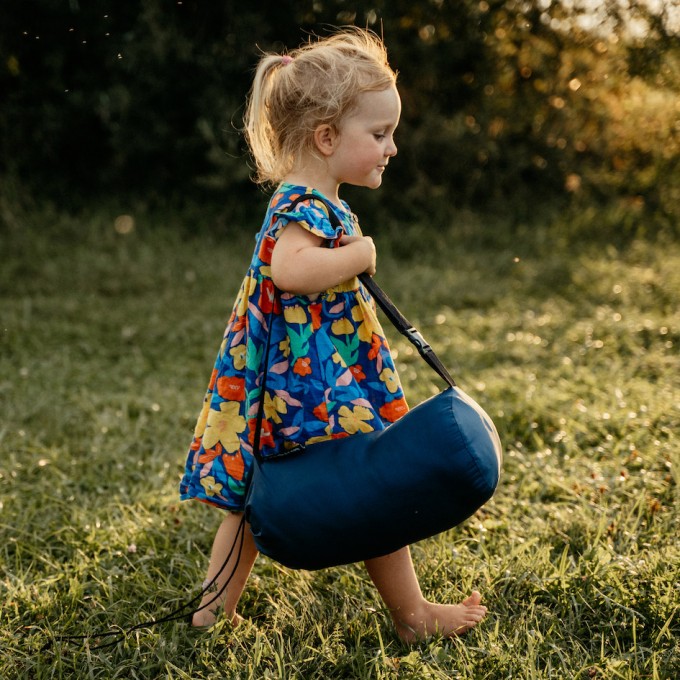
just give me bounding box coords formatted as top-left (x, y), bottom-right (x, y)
top-left (244, 55), bottom-right (292, 186)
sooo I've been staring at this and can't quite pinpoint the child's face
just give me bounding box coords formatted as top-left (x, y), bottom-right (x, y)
top-left (330, 85), bottom-right (401, 190)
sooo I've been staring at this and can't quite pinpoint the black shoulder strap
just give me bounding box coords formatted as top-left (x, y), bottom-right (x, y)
top-left (357, 272), bottom-right (456, 388)
top-left (283, 193), bottom-right (456, 388)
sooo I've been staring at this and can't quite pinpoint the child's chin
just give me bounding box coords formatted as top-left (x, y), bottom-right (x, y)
top-left (349, 178), bottom-right (382, 190)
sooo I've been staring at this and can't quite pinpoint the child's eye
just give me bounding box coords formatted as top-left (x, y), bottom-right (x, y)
top-left (373, 133), bottom-right (385, 141)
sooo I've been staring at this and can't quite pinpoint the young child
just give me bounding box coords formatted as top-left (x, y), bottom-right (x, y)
top-left (179, 27), bottom-right (487, 642)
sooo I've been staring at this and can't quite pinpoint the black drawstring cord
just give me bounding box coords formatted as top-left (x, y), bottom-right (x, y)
top-left (42, 513), bottom-right (247, 652)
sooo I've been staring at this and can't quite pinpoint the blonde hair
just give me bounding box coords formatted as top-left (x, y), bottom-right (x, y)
top-left (244, 27), bottom-right (397, 185)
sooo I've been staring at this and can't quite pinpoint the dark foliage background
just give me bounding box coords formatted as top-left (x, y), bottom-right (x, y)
top-left (1, 0), bottom-right (678, 228)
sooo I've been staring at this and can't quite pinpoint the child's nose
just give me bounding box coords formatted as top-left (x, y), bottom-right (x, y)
top-left (386, 137), bottom-right (398, 157)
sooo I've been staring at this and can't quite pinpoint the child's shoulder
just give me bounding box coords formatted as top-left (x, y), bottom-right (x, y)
top-left (265, 184), bottom-right (351, 241)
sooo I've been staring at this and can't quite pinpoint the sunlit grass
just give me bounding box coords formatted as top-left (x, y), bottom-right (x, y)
top-left (1, 202), bottom-right (678, 678)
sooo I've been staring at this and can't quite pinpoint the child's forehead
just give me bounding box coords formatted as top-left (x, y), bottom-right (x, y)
top-left (348, 87), bottom-right (401, 122)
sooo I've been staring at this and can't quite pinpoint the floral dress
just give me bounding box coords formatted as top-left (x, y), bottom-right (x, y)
top-left (179, 183), bottom-right (409, 511)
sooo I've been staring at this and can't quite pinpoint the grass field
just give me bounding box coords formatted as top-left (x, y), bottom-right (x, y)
top-left (1, 199), bottom-right (678, 679)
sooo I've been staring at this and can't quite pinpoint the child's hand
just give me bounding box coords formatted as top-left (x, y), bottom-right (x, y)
top-left (340, 234), bottom-right (376, 276)
top-left (272, 224), bottom-right (376, 294)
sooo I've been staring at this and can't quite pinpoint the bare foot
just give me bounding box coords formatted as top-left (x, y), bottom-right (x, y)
top-left (191, 595), bottom-right (244, 629)
top-left (394, 591), bottom-right (488, 643)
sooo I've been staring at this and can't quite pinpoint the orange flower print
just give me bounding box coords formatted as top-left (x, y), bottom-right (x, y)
top-left (259, 277), bottom-right (279, 314)
top-left (248, 417), bottom-right (275, 448)
top-left (231, 315), bottom-right (246, 333)
top-left (368, 333), bottom-right (384, 360)
top-left (198, 441), bottom-right (223, 464)
top-left (208, 368), bottom-right (218, 390)
top-left (258, 235), bottom-right (276, 265)
top-left (379, 397), bottom-right (408, 422)
top-left (223, 451), bottom-right (245, 481)
top-left (309, 303), bottom-right (322, 330)
top-left (350, 364), bottom-right (366, 382)
top-left (313, 402), bottom-right (329, 422)
top-left (217, 375), bottom-right (246, 401)
top-left (293, 357), bottom-right (312, 376)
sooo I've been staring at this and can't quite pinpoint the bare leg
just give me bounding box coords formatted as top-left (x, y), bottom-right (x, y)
top-left (192, 512), bottom-right (259, 628)
top-left (364, 546), bottom-right (487, 643)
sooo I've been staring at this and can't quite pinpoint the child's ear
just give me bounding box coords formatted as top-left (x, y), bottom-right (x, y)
top-left (313, 124), bottom-right (337, 157)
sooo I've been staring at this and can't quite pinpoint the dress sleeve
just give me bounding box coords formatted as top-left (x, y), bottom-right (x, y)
top-left (271, 198), bottom-right (344, 243)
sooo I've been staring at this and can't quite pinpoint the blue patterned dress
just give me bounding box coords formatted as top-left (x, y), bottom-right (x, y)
top-left (179, 183), bottom-right (408, 511)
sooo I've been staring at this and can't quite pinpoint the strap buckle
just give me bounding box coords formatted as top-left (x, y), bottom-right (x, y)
top-left (404, 327), bottom-right (431, 354)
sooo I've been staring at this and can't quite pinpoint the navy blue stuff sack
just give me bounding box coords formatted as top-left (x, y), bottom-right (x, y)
top-left (246, 383), bottom-right (501, 570)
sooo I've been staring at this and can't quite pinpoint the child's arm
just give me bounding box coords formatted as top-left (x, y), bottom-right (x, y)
top-left (271, 222), bottom-right (376, 295)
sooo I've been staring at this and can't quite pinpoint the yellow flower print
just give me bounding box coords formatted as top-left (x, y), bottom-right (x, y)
top-left (331, 351), bottom-right (346, 366)
top-left (284, 305), bottom-right (308, 324)
top-left (235, 291), bottom-right (248, 319)
top-left (193, 397), bottom-right (210, 437)
top-left (331, 318), bottom-right (354, 335)
top-left (338, 405), bottom-right (375, 434)
top-left (200, 475), bottom-right (223, 497)
top-left (264, 392), bottom-right (287, 424)
top-left (379, 368), bottom-right (399, 394)
top-left (279, 337), bottom-right (291, 357)
top-left (235, 275), bottom-right (257, 317)
top-left (202, 401), bottom-right (246, 452)
top-left (352, 302), bottom-right (380, 343)
top-left (306, 434), bottom-right (332, 444)
top-left (230, 344), bottom-right (246, 370)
